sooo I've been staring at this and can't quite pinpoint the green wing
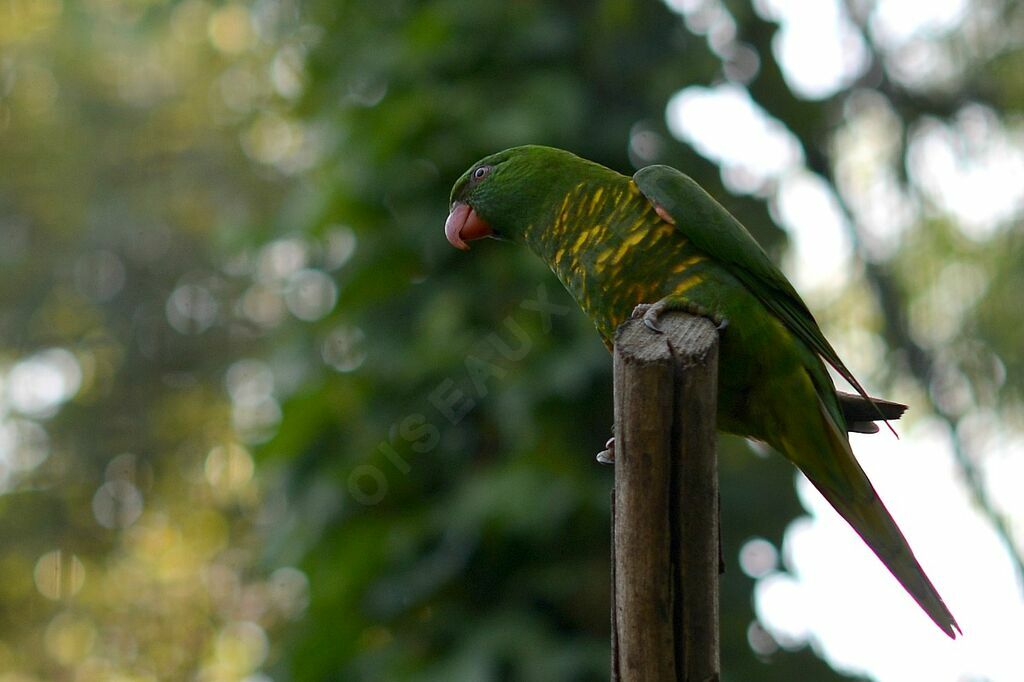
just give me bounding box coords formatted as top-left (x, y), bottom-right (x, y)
top-left (633, 164), bottom-right (882, 422)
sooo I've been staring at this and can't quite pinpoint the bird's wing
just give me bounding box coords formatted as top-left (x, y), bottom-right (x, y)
top-left (633, 164), bottom-right (885, 425)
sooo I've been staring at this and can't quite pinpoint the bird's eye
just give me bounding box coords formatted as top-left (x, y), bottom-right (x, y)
top-left (473, 166), bottom-right (491, 180)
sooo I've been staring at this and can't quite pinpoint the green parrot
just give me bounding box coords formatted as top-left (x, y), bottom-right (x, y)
top-left (444, 145), bottom-right (960, 638)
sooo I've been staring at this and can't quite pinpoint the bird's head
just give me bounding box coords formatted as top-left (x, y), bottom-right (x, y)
top-left (445, 145), bottom-right (586, 250)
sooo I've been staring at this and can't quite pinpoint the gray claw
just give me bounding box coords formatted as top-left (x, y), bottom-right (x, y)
top-left (596, 437), bottom-right (615, 464)
top-left (643, 313), bottom-right (663, 333)
top-left (716, 317), bottom-right (729, 332)
top-left (633, 302), bottom-right (665, 334)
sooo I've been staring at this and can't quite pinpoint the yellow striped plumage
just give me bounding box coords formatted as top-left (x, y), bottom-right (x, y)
top-left (528, 178), bottom-right (707, 344)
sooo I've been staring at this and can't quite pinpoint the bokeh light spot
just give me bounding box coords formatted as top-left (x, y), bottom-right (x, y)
top-left (240, 284), bottom-right (286, 328)
top-left (33, 550), bottom-right (86, 600)
top-left (92, 480), bottom-right (144, 529)
top-left (321, 326), bottom-right (366, 373)
top-left (268, 567), bottom-right (310, 620)
top-left (213, 621), bottom-right (268, 674)
top-left (667, 84), bottom-right (802, 194)
top-left (0, 418), bottom-right (50, 473)
top-left (8, 348), bottom-right (82, 417)
top-left (284, 269), bottom-right (337, 321)
top-left (232, 398), bottom-right (281, 444)
top-left (870, 0), bottom-right (967, 46)
top-left (226, 359), bottom-right (274, 406)
top-left (270, 46), bottom-right (304, 100)
top-left (208, 4), bottom-right (255, 55)
top-left (258, 238), bottom-right (308, 282)
top-left (44, 612), bottom-right (96, 665)
top-left (105, 452), bottom-right (152, 490)
top-left (322, 226), bottom-right (357, 271)
top-left (241, 112), bottom-right (306, 169)
top-left (739, 537), bottom-right (779, 578)
top-left (746, 620), bottom-right (779, 657)
top-left (754, 0), bottom-right (868, 99)
top-left (205, 443), bottom-right (255, 495)
top-left (166, 283), bottom-right (219, 334)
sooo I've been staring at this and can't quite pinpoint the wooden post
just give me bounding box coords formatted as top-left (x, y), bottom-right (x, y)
top-left (611, 313), bottom-right (720, 682)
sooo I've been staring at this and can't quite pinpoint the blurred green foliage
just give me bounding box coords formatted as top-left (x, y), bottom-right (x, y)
top-left (1, 0), bottom-right (1021, 680)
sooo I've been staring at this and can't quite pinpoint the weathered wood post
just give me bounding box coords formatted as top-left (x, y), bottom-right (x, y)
top-left (611, 312), bottom-right (720, 682)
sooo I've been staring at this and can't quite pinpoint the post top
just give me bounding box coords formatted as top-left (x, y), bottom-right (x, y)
top-left (613, 313), bottom-right (719, 366)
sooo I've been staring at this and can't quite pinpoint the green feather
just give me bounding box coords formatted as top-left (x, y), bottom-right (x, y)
top-left (633, 164), bottom-right (890, 432)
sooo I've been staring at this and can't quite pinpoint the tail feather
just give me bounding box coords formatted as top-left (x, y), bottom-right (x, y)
top-left (838, 391), bottom-right (907, 435)
top-left (797, 398), bottom-right (960, 638)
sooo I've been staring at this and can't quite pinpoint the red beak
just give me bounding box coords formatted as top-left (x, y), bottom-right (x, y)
top-left (445, 203), bottom-right (494, 250)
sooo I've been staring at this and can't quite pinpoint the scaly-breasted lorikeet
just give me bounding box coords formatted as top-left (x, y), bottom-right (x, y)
top-left (444, 145), bottom-right (959, 638)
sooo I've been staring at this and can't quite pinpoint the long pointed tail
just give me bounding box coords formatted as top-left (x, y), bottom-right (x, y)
top-left (794, 398), bottom-right (960, 638)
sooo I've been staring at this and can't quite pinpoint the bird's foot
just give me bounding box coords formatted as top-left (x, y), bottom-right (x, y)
top-left (596, 437), bottom-right (615, 465)
top-left (630, 301), bottom-right (667, 333)
top-left (631, 298), bottom-right (728, 334)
